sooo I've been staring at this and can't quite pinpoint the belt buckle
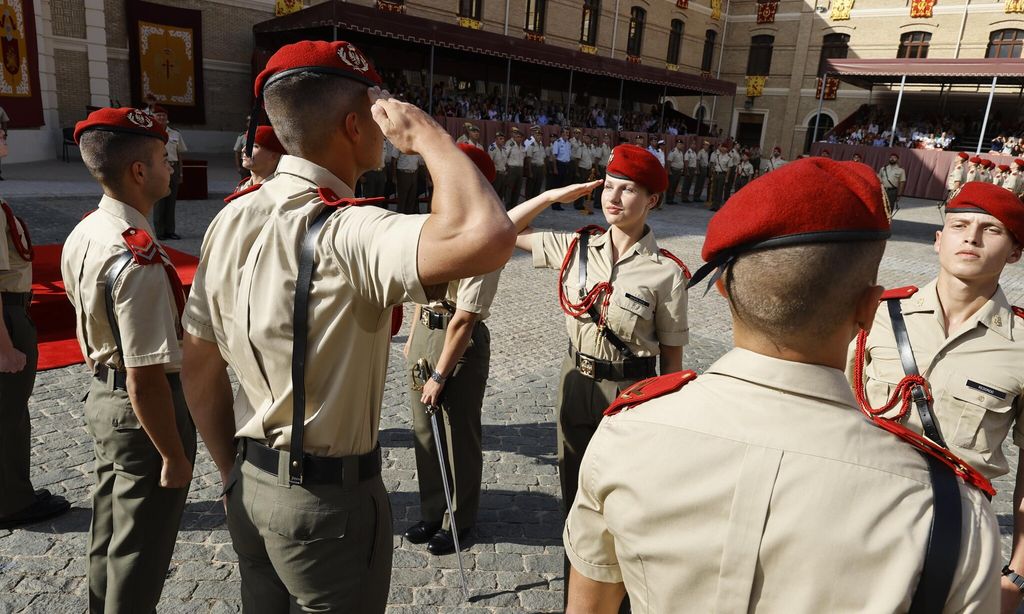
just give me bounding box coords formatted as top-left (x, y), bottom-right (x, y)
top-left (578, 355), bottom-right (596, 379)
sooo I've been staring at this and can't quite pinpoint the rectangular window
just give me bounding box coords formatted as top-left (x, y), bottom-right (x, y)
top-left (458, 0), bottom-right (482, 20)
top-left (701, 29), bottom-right (716, 73)
top-left (897, 31), bottom-right (931, 59)
top-left (666, 19), bottom-right (684, 65)
top-left (818, 33), bottom-right (849, 76)
top-left (627, 7), bottom-right (646, 56)
top-left (746, 34), bottom-right (774, 76)
top-left (580, 0), bottom-right (600, 45)
top-left (986, 29), bottom-right (1024, 59)
top-left (525, 0), bottom-right (546, 34)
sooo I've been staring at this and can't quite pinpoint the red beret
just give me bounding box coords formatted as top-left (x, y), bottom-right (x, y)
top-left (689, 159), bottom-right (890, 287)
top-left (457, 142), bottom-right (496, 183)
top-left (983, 159), bottom-right (995, 169)
top-left (74, 107), bottom-right (168, 144)
top-left (999, 164), bottom-right (1011, 172)
top-left (606, 144), bottom-right (668, 194)
top-left (254, 40), bottom-right (382, 98)
top-left (254, 126), bottom-right (285, 155)
top-left (957, 152), bottom-right (970, 161)
top-left (888, 153), bottom-right (899, 160)
top-left (772, 147), bottom-right (782, 154)
top-left (970, 156), bottom-right (983, 164)
top-left (946, 182), bottom-right (1024, 243)
top-left (1015, 158), bottom-right (1024, 167)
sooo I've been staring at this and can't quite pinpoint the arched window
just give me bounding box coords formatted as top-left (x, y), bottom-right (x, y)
top-left (986, 29), bottom-right (1024, 58)
top-left (525, 0), bottom-right (546, 34)
top-left (626, 7), bottom-right (646, 56)
top-left (805, 113), bottom-right (835, 152)
top-left (580, 0), bottom-right (600, 45)
top-left (701, 29), bottom-right (717, 73)
top-left (458, 0), bottom-right (482, 20)
top-left (666, 19), bottom-right (684, 65)
top-left (746, 34), bottom-right (774, 76)
top-left (818, 33), bottom-right (850, 76)
top-left (897, 31), bottom-right (931, 58)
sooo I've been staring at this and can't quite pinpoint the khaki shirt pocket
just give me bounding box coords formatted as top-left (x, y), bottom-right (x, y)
top-left (948, 380), bottom-right (1015, 453)
top-left (864, 351), bottom-right (904, 416)
top-left (607, 291), bottom-right (654, 342)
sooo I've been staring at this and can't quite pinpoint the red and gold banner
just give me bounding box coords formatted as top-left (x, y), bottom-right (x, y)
top-left (745, 75), bottom-right (766, 97)
top-left (816, 76), bottom-right (839, 100)
top-left (0, 0), bottom-right (42, 127)
top-left (1007, 0), bottom-right (1024, 13)
top-left (126, 1), bottom-right (205, 124)
top-left (276, 0), bottom-right (304, 15)
top-left (675, 0), bottom-right (688, 7)
top-left (757, 0), bottom-right (779, 23)
top-left (910, 0), bottom-right (935, 18)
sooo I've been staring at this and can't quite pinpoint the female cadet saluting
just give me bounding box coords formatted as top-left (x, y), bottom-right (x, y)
top-left (507, 143), bottom-right (690, 523)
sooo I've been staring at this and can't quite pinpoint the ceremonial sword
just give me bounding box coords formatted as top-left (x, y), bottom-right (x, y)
top-left (414, 359), bottom-right (470, 599)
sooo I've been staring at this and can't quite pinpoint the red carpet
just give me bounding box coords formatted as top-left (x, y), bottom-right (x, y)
top-left (31, 244), bottom-right (198, 371)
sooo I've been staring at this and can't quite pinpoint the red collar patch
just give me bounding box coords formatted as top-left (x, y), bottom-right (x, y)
top-left (122, 228), bottom-right (162, 265)
top-left (604, 370), bottom-right (697, 417)
top-left (1013, 306), bottom-right (1024, 320)
top-left (317, 187), bottom-right (385, 208)
top-left (880, 285), bottom-right (919, 301)
top-left (224, 182), bottom-right (262, 204)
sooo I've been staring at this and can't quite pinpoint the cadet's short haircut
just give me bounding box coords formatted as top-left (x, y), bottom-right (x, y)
top-left (78, 131), bottom-right (158, 189)
top-left (724, 241), bottom-right (885, 343)
top-left (263, 72), bottom-right (368, 157)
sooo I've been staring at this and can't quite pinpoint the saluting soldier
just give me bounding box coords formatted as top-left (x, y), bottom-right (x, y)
top-left (0, 201), bottom-right (71, 530)
top-left (525, 126), bottom-right (547, 199)
top-left (505, 127), bottom-right (526, 209)
top-left (708, 142), bottom-right (733, 211)
top-left (62, 108), bottom-right (197, 612)
top-left (850, 181), bottom-right (1023, 614)
top-left (565, 158), bottom-right (999, 612)
top-left (508, 144), bottom-right (690, 607)
top-left (236, 125), bottom-right (285, 193)
top-left (180, 40), bottom-right (515, 612)
top-left (403, 144), bottom-right (501, 556)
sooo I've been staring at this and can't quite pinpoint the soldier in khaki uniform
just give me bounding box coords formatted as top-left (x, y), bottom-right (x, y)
top-left (850, 181), bottom-right (1024, 614)
top-left (566, 158), bottom-right (999, 612)
top-left (524, 126), bottom-right (547, 199)
top-left (402, 146), bottom-right (501, 555)
top-left (509, 144), bottom-right (689, 608)
top-left (455, 122), bottom-right (483, 150)
top-left (0, 201), bottom-right (71, 529)
top-left (708, 142), bottom-right (733, 211)
top-left (489, 132), bottom-right (509, 204)
top-left (504, 127), bottom-right (526, 209)
top-left (62, 107), bottom-right (197, 612)
top-left (945, 151), bottom-right (970, 203)
top-left (879, 153), bottom-right (906, 214)
top-left (665, 140), bottom-right (686, 205)
top-left (236, 125), bottom-right (284, 193)
top-left (180, 41), bottom-right (514, 612)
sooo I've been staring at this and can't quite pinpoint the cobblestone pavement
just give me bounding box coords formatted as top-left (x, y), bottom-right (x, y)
top-left (1, 169), bottom-right (1022, 613)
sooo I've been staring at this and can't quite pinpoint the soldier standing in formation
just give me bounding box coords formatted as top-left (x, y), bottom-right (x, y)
top-left (565, 158), bottom-right (999, 612)
top-left (680, 140), bottom-right (698, 203)
top-left (394, 146), bottom-right (424, 214)
top-left (980, 159), bottom-right (994, 184)
top-left (691, 140), bottom-right (711, 202)
top-left (575, 133), bottom-right (596, 213)
top-left (525, 126), bottom-right (547, 200)
top-left (152, 107), bottom-right (188, 241)
top-left (878, 153), bottom-right (906, 214)
top-left (0, 200), bottom-right (71, 530)
top-left (1003, 159), bottom-right (1023, 195)
top-left (456, 122), bottom-right (483, 149)
top-left (180, 40), bottom-right (514, 612)
top-left (594, 134), bottom-right (611, 207)
top-left (966, 156), bottom-right (983, 183)
top-left (237, 125), bottom-right (285, 192)
top-left (489, 131), bottom-right (509, 203)
top-left (708, 141), bottom-right (733, 211)
top-left (748, 144), bottom-right (762, 178)
top-left (945, 151), bottom-right (970, 203)
top-left (666, 140), bottom-right (686, 205)
top-left (505, 127), bottom-right (526, 209)
top-left (63, 107), bottom-right (197, 612)
top-left (403, 144), bottom-right (501, 556)
top-left (551, 127), bottom-right (572, 198)
top-left (733, 149), bottom-right (754, 192)
top-left (762, 145), bottom-right (786, 173)
top-left (569, 128), bottom-right (583, 188)
top-left (850, 181), bottom-right (1023, 614)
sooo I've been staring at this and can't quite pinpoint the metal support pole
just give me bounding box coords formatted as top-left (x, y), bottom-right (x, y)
top-left (727, 92), bottom-right (736, 139)
top-left (659, 85), bottom-right (667, 132)
top-left (610, 0), bottom-right (621, 59)
top-left (709, 0), bottom-right (732, 122)
top-left (698, 92), bottom-right (704, 135)
top-left (977, 76), bottom-right (998, 155)
top-left (567, 69), bottom-right (574, 124)
top-left (428, 45), bottom-right (435, 114)
top-left (617, 78), bottom-right (624, 120)
top-left (504, 57), bottom-right (511, 120)
top-left (504, 0), bottom-right (510, 35)
top-left (888, 74), bottom-right (906, 148)
top-left (812, 72), bottom-right (827, 148)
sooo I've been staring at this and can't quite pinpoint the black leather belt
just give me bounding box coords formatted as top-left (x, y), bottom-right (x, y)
top-left (568, 346), bottom-right (657, 382)
top-left (420, 308), bottom-right (452, 330)
top-left (93, 363), bottom-right (180, 391)
top-left (1, 292), bottom-right (30, 308)
top-left (240, 438), bottom-right (382, 486)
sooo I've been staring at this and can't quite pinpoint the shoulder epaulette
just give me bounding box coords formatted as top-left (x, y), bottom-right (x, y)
top-left (880, 285), bottom-right (918, 301)
top-left (317, 187), bottom-right (386, 208)
top-left (121, 228), bottom-right (162, 265)
top-left (604, 370), bottom-right (697, 417)
top-left (659, 248), bottom-right (692, 280)
top-left (224, 183), bottom-right (262, 204)
top-left (575, 224), bottom-right (605, 236)
top-left (1013, 306), bottom-right (1024, 320)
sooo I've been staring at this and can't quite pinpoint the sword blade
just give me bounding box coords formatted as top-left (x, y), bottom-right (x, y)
top-left (430, 409), bottom-right (470, 599)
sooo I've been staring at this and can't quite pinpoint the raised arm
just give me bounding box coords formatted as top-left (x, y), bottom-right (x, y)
top-left (508, 181), bottom-right (602, 252)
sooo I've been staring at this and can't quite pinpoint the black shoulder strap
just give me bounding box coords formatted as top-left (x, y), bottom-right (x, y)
top-left (887, 299), bottom-right (947, 448)
top-left (908, 453), bottom-right (963, 614)
top-left (103, 251), bottom-right (136, 366)
top-left (289, 206), bottom-right (337, 485)
top-left (577, 232), bottom-right (636, 360)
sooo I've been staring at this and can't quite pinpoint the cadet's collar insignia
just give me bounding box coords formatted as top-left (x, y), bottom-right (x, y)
top-left (1013, 306), bottom-right (1024, 320)
top-left (316, 187), bottom-right (384, 208)
top-left (879, 285), bottom-right (918, 301)
top-left (337, 44), bottom-right (370, 73)
top-left (993, 315), bottom-right (1003, 328)
top-left (604, 371), bottom-right (697, 417)
top-left (122, 228), bottom-right (162, 266)
top-left (224, 182), bottom-right (262, 204)
top-left (126, 109), bottom-right (153, 128)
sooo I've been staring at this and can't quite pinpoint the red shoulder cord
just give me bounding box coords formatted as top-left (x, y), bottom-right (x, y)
top-left (557, 225), bottom-right (613, 325)
top-left (852, 328), bottom-right (995, 497)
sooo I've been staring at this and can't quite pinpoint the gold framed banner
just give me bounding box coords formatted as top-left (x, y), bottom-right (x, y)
top-left (126, 1), bottom-right (205, 124)
top-left (0, 0), bottom-right (42, 127)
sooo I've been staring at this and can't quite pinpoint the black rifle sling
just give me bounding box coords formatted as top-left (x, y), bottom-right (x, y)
top-left (577, 231), bottom-right (636, 360)
top-left (908, 453), bottom-right (963, 614)
top-left (103, 251), bottom-right (136, 364)
top-left (289, 206), bottom-right (336, 484)
top-left (887, 299), bottom-right (947, 448)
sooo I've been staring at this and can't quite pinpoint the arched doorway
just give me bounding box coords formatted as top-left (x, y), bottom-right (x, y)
top-left (805, 113), bottom-right (835, 152)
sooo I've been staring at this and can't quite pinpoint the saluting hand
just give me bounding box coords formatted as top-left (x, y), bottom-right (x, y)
top-left (0, 346), bottom-right (26, 373)
top-left (369, 88), bottom-right (447, 155)
top-left (160, 453), bottom-right (194, 489)
top-left (545, 180), bottom-right (603, 207)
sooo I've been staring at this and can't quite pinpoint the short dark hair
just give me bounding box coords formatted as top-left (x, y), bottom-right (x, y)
top-left (78, 131), bottom-right (159, 189)
top-left (264, 72), bottom-right (369, 157)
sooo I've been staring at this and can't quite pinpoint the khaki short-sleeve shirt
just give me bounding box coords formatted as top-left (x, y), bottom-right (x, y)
top-left (226, 157), bottom-right (429, 457)
top-left (423, 269), bottom-right (502, 322)
top-left (61, 196), bottom-right (183, 371)
top-left (0, 204), bottom-right (32, 293)
top-left (533, 227), bottom-right (688, 360)
top-left (849, 279), bottom-right (1024, 480)
top-left (566, 348), bottom-right (999, 613)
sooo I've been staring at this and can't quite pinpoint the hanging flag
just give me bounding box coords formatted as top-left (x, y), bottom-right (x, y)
top-left (756, 0), bottom-right (778, 23)
top-left (831, 0), bottom-right (854, 20)
top-left (275, 0), bottom-right (303, 16)
top-left (745, 76), bottom-right (766, 98)
top-left (910, 0), bottom-right (935, 18)
top-left (711, 0), bottom-right (722, 19)
top-left (1007, 0), bottom-right (1024, 13)
top-left (816, 76), bottom-right (839, 100)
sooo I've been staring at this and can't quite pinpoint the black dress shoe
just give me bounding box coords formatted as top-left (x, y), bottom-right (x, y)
top-left (403, 520), bottom-right (442, 545)
top-left (0, 490), bottom-right (71, 529)
top-left (426, 527), bottom-right (472, 556)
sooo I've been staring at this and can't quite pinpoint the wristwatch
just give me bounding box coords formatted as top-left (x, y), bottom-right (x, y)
top-left (1003, 565), bottom-right (1024, 593)
top-left (430, 370), bottom-right (446, 384)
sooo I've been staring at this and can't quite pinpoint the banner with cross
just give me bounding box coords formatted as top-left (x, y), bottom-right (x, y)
top-left (757, 0), bottom-right (779, 23)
